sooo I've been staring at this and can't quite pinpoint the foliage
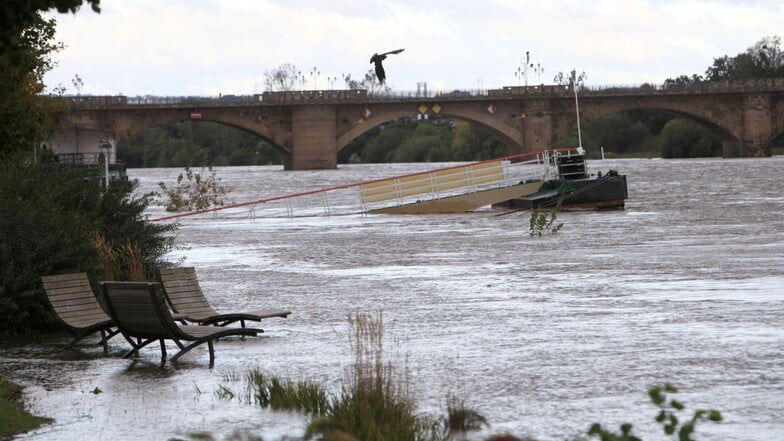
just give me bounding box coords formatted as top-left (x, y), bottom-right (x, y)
top-left (582, 114), bottom-right (651, 153)
top-left (659, 119), bottom-right (721, 158)
top-left (443, 395), bottom-right (488, 434)
top-left (704, 35), bottom-right (783, 81)
top-left (553, 69), bottom-right (587, 87)
top-left (587, 383), bottom-right (722, 441)
top-left (343, 69), bottom-right (392, 95)
top-left (262, 63), bottom-right (393, 95)
top-left (0, 14), bottom-right (67, 160)
top-left (305, 311), bottom-right (428, 441)
top-left (0, 154), bottom-right (176, 335)
top-left (222, 313), bottom-right (730, 441)
top-left (157, 166), bottom-right (230, 212)
top-left (0, 378), bottom-right (50, 438)
top-left (557, 109), bottom-right (723, 159)
top-left (219, 312), bottom-right (486, 441)
top-left (246, 369), bottom-right (330, 415)
top-left (119, 121), bottom-right (282, 167)
top-left (662, 74), bottom-right (704, 89)
top-left (91, 233), bottom-right (146, 282)
top-left (1, 1), bottom-right (100, 160)
top-left (0, 0), bottom-right (99, 48)
top-left (264, 63), bottom-right (299, 91)
top-left (529, 195), bottom-right (564, 237)
top-left (341, 119), bottom-right (508, 164)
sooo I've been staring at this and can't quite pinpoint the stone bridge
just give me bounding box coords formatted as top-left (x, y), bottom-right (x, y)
top-left (59, 78), bottom-right (784, 169)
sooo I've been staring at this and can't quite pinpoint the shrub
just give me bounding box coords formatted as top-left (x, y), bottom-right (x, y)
top-left (587, 383), bottom-right (722, 441)
top-left (157, 166), bottom-right (230, 212)
top-left (529, 195), bottom-right (564, 237)
top-left (0, 154), bottom-right (176, 334)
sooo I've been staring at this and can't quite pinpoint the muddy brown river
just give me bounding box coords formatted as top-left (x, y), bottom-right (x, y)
top-left (1, 157), bottom-right (782, 440)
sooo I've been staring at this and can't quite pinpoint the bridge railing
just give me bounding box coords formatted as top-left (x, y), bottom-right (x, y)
top-left (57, 78), bottom-right (784, 109)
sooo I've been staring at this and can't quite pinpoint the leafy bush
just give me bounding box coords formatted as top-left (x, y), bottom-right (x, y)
top-left (659, 119), bottom-right (722, 158)
top-left (529, 195), bottom-right (564, 237)
top-left (587, 383), bottom-right (722, 441)
top-left (0, 154), bottom-right (176, 334)
top-left (157, 166), bottom-right (230, 212)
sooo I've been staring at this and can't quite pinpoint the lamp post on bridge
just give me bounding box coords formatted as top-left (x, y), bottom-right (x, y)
top-left (534, 63), bottom-right (544, 84)
top-left (310, 67), bottom-right (321, 90)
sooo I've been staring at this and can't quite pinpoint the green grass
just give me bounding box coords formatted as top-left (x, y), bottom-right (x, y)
top-left (0, 378), bottom-right (50, 438)
top-left (772, 146), bottom-right (784, 156)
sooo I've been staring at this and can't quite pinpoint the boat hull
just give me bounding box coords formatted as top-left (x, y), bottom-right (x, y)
top-left (493, 172), bottom-right (628, 211)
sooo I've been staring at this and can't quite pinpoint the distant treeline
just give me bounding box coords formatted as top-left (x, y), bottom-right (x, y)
top-left (118, 117), bottom-right (510, 168)
top-left (119, 121), bottom-right (282, 168)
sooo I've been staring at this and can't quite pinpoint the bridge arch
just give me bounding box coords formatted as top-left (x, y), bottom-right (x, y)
top-left (570, 95), bottom-right (751, 157)
top-left (335, 102), bottom-right (524, 154)
top-left (68, 105), bottom-right (292, 154)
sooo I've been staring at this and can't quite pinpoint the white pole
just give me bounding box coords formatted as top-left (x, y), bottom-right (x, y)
top-left (103, 150), bottom-right (109, 189)
top-left (573, 76), bottom-right (582, 149)
top-left (100, 142), bottom-right (111, 189)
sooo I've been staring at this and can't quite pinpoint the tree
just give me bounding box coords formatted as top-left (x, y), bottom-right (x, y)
top-left (0, 0), bottom-right (179, 336)
top-left (0, 15), bottom-right (65, 159)
top-left (704, 35), bottom-right (783, 81)
top-left (344, 69), bottom-right (391, 95)
top-left (659, 119), bottom-right (721, 158)
top-left (1, 1), bottom-right (100, 159)
top-left (752, 35), bottom-right (783, 77)
top-left (0, 0), bottom-right (99, 49)
top-left (662, 74), bottom-right (703, 89)
top-left (553, 69), bottom-right (587, 88)
top-left (263, 63), bottom-right (299, 91)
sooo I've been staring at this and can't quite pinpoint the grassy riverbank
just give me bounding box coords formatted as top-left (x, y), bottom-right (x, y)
top-left (0, 378), bottom-right (50, 438)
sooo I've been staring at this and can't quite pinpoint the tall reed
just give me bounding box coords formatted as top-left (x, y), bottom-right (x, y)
top-left (233, 311), bottom-right (486, 441)
top-left (311, 311), bottom-right (426, 441)
top-left (91, 232), bottom-right (146, 281)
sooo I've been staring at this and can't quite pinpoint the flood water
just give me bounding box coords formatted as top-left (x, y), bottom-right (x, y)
top-left (1, 157), bottom-right (783, 441)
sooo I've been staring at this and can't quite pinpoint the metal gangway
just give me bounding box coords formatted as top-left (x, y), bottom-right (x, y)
top-left (149, 150), bottom-right (573, 222)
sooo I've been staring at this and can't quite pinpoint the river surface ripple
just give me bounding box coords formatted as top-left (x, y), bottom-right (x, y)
top-left (1, 157), bottom-right (783, 441)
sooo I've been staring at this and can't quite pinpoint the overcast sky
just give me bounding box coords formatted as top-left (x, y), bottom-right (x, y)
top-left (43, 0), bottom-right (783, 97)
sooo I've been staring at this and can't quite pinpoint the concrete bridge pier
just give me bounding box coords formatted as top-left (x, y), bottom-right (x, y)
top-left (520, 99), bottom-right (555, 152)
top-left (287, 105), bottom-right (338, 170)
top-left (737, 94), bottom-right (774, 157)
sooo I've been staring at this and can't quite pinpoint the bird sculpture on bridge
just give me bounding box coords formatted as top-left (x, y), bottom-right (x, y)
top-left (370, 48), bottom-right (404, 84)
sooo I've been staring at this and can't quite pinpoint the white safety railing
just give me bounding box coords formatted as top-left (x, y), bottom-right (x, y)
top-left (150, 149), bottom-right (578, 222)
